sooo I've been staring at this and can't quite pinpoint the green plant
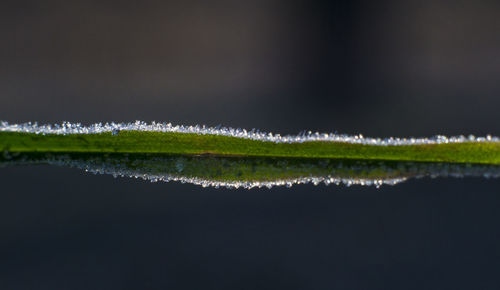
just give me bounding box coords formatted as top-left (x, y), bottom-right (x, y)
top-left (1, 121), bottom-right (499, 188)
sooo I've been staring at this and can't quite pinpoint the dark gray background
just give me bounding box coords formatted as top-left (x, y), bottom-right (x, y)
top-left (1, 0), bottom-right (500, 289)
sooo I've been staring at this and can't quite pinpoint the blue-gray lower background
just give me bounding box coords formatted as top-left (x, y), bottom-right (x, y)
top-left (1, 0), bottom-right (500, 289)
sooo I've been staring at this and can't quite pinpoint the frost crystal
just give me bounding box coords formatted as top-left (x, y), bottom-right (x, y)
top-left (1, 120), bottom-right (499, 146)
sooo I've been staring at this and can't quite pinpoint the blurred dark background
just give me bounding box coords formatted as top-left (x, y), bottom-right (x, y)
top-left (1, 0), bottom-right (500, 289)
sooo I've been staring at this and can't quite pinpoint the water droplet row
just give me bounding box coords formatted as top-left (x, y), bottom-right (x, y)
top-left (1, 120), bottom-right (498, 146)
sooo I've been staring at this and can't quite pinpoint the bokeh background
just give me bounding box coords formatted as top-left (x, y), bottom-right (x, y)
top-left (1, 0), bottom-right (500, 289)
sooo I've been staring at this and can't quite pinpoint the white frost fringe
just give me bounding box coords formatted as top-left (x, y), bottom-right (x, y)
top-left (1, 120), bottom-right (498, 146)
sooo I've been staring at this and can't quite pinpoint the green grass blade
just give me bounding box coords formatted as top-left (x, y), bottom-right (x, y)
top-left (1, 131), bottom-right (500, 164)
top-left (2, 121), bottom-right (500, 188)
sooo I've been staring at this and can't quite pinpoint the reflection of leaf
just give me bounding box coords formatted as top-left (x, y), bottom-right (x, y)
top-left (2, 152), bottom-right (500, 189)
top-left (1, 121), bottom-right (500, 188)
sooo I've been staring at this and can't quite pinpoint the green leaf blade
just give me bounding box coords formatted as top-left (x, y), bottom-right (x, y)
top-left (1, 131), bottom-right (500, 164)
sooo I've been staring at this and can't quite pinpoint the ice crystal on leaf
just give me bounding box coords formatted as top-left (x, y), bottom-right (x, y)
top-left (1, 121), bottom-right (498, 146)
